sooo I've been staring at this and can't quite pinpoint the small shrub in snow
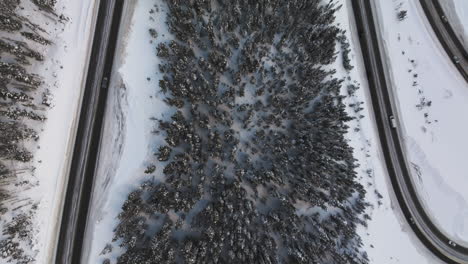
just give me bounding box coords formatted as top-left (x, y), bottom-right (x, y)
top-left (398, 10), bottom-right (408, 21)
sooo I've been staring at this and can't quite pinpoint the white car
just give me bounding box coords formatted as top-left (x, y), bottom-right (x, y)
top-left (389, 115), bottom-right (397, 128)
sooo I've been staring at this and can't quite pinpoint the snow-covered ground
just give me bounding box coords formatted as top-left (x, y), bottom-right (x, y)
top-left (374, 0), bottom-right (468, 247)
top-left (439, 0), bottom-right (468, 49)
top-left (0, 0), bottom-right (98, 263)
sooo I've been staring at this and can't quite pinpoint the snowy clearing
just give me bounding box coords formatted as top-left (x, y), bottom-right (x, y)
top-left (374, 0), bottom-right (468, 247)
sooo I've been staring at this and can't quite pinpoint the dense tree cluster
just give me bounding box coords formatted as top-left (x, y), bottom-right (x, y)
top-left (0, 0), bottom-right (54, 263)
top-left (106, 0), bottom-right (369, 263)
top-left (0, 0), bottom-right (49, 177)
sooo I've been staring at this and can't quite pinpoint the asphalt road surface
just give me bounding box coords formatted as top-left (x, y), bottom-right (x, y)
top-left (352, 0), bottom-right (468, 263)
top-left (419, 0), bottom-right (468, 82)
top-left (55, 1), bottom-right (124, 263)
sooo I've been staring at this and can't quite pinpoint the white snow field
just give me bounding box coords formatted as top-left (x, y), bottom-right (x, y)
top-left (0, 0), bottom-right (98, 263)
top-left (374, 0), bottom-right (468, 247)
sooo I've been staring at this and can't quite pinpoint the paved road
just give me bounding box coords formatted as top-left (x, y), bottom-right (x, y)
top-left (55, 1), bottom-right (124, 263)
top-left (419, 0), bottom-right (468, 82)
top-left (351, 0), bottom-right (468, 263)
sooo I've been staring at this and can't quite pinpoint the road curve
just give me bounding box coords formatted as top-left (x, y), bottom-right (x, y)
top-left (55, 1), bottom-right (124, 264)
top-left (419, 0), bottom-right (468, 82)
top-left (351, 0), bottom-right (468, 263)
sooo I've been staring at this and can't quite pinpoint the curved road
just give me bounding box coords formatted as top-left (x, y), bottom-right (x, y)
top-left (419, 0), bottom-right (468, 82)
top-left (55, 1), bottom-right (124, 263)
top-left (352, 0), bottom-right (468, 263)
